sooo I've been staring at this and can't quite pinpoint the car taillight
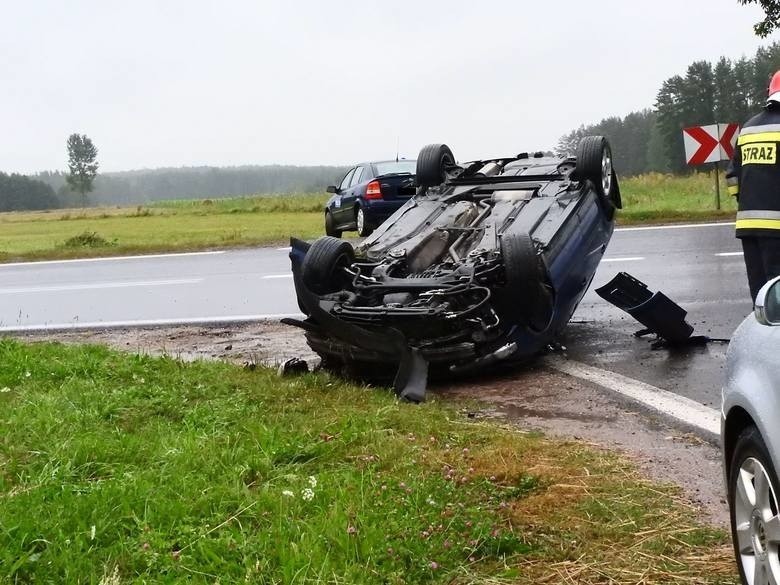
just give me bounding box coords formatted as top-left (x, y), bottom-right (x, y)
top-left (365, 180), bottom-right (382, 200)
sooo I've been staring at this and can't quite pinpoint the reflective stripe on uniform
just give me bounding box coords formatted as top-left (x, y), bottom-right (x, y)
top-left (737, 210), bottom-right (780, 220)
top-left (728, 185), bottom-right (739, 196)
top-left (735, 219), bottom-right (780, 230)
top-left (737, 131), bottom-right (780, 145)
top-left (738, 123), bottom-right (780, 136)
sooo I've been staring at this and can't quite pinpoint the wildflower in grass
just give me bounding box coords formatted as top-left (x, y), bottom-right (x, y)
top-left (429, 561), bottom-right (439, 570)
top-left (426, 496), bottom-right (436, 506)
top-left (24, 371), bottom-right (31, 378)
top-left (308, 476), bottom-right (317, 488)
top-left (347, 525), bottom-right (357, 535)
top-left (301, 488), bottom-right (314, 501)
top-left (282, 490), bottom-right (294, 498)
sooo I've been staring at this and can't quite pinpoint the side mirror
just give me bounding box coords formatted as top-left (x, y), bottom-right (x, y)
top-left (326, 185), bottom-right (338, 194)
top-left (755, 275), bottom-right (780, 325)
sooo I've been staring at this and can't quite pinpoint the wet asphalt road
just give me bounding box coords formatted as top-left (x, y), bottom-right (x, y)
top-left (0, 222), bottom-right (750, 407)
top-left (566, 222), bottom-right (750, 409)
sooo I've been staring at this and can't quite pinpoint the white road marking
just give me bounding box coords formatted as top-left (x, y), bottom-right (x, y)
top-left (616, 221), bottom-right (734, 232)
top-left (544, 356), bottom-right (720, 436)
top-left (262, 274), bottom-right (293, 279)
top-left (0, 278), bottom-right (202, 295)
top-left (601, 256), bottom-right (645, 263)
top-left (0, 251), bottom-right (225, 269)
top-left (0, 313), bottom-right (306, 332)
top-left (715, 251), bottom-right (744, 257)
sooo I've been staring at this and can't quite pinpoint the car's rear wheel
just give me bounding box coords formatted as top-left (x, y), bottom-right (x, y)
top-left (498, 231), bottom-right (553, 331)
top-left (575, 136), bottom-right (619, 218)
top-left (729, 425), bottom-right (780, 585)
top-left (325, 211), bottom-right (341, 238)
top-left (356, 207), bottom-right (373, 237)
top-left (416, 143), bottom-right (456, 188)
top-left (301, 236), bottom-right (355, 294)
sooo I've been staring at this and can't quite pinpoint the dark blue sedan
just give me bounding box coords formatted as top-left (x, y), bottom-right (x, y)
top-left (325, 159), bottom-right (417, 237)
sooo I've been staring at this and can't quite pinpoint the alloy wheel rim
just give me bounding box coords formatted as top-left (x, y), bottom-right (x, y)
top-left (734, 457), bottom-right (780, 584)
top-left (601, 150), bottom-right (613, 195)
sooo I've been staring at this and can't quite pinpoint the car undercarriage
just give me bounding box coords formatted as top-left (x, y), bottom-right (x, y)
top-left (285, 138), bottom-right (620, 401)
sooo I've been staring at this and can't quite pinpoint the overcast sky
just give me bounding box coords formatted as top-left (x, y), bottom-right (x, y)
top-left (1, 0), bottom-right (776, 173)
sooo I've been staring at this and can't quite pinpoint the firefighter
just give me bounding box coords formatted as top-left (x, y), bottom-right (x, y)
top-left (727, 70), bottom-right (780, 302)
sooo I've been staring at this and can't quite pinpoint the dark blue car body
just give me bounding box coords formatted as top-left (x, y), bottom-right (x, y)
top-left (325, 160), bottom-right (417, 237)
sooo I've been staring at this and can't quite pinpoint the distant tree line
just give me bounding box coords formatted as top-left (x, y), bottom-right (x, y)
top-left (0, 173), bottom-right (61, 211)
top-left (558, 42), bottom-right (780, 175)
top-left (35, 164), bottom-right (349, 206)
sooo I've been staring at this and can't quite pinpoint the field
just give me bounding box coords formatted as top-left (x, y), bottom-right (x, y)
top-left (0, 173), bottom-right (736, 262)
top-left (0, 340), bottom-right (735, 583)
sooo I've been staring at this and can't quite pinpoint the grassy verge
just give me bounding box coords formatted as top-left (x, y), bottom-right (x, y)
top-left (618, 172), bottom-right (737, 224)
top-left (0, 174), bottom-right (739, 262)
top-left (0, 340), bottom-right (735, 583)
top-left (0, 195), bottom-right (329, 262)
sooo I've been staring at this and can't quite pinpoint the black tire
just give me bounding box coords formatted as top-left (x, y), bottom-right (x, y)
top-left (575, 136), bottom-right (617, 218)
top-left (416, 144), bottom-right (455, 188)
top-left (324, 211), bottom-right (342, 238)
top-left (609, 170), bottom-right (623, 210)
top-left (498, 232), bottom-right (553, 331)
top-left (355, 207), bottom-right (373, 237)
top-left (728, 425), bottom-right (780, 585)
top-left (301, 236), bottom-right (355, 294)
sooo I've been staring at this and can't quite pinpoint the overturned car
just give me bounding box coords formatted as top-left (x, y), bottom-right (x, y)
top-left (284, 137), bottom-right (621, 401)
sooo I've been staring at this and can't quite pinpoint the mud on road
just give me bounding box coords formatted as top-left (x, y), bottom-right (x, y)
top-left (10, 321), bottom-right (729, 526)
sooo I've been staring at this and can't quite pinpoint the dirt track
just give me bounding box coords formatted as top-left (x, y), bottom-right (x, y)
top-left (10, 321), bottom-right (729, 526)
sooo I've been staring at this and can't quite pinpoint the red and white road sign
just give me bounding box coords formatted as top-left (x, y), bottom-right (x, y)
top-left (683, 123), bottom-right (739, 165)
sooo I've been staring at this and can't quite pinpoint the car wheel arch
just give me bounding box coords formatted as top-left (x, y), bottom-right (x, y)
top-left (723, 406), bottom-right (757, 477)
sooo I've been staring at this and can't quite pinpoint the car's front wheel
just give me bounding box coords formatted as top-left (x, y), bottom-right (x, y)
top-left (356, 207), bottom-right (373, 237)
top-left (301, 236), bottom-right (355, 294)
top-left (729, 425), bottom-right (780, 585)
top-left (498, 231), bottom-right (553, 332)
top-left (325, 211), bottom-right (342, 238)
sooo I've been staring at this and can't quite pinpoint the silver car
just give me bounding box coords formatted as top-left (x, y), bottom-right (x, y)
top-left (722, 274), bottom-right (780, 584)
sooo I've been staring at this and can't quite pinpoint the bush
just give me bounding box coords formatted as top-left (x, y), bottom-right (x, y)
top-left (60, 231), bottom-right (117, 248)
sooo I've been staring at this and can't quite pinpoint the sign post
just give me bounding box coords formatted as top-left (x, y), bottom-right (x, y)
top-left (682, 123), bottom-right (739, 210)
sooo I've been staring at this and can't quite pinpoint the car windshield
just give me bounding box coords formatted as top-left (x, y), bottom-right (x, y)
top-left (373, 161), bottom-right (416, 176)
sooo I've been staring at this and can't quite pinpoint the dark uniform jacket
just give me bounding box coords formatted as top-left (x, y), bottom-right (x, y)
top-left (727, 103), bottom-right (780, 238)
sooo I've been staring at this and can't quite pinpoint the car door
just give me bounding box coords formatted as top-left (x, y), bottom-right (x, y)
top-left (332, 168), bottom-right (356, 226)
top-left (341, 166), bottom-right (366, 224)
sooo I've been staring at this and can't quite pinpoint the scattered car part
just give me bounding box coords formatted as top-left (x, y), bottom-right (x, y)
top-left (277, 357), bottom-right (309, 376)
top-left (594, 272), bottom-right (728, 348)
top-left (595, 272), bottom-right (694, 345)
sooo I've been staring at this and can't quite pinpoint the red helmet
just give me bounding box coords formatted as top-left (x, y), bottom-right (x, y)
top-left (768, 71), bottom-right (780, 103)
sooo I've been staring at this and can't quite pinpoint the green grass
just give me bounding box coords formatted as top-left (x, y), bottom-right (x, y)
top-left (0, 194), bottom-right (329, 262)
top-left (0, 340), bottom-right (735, 583)
top-left (0, 175), bottom-right (740, 262)
top-left (619, 172), bottom-right (737, 224)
